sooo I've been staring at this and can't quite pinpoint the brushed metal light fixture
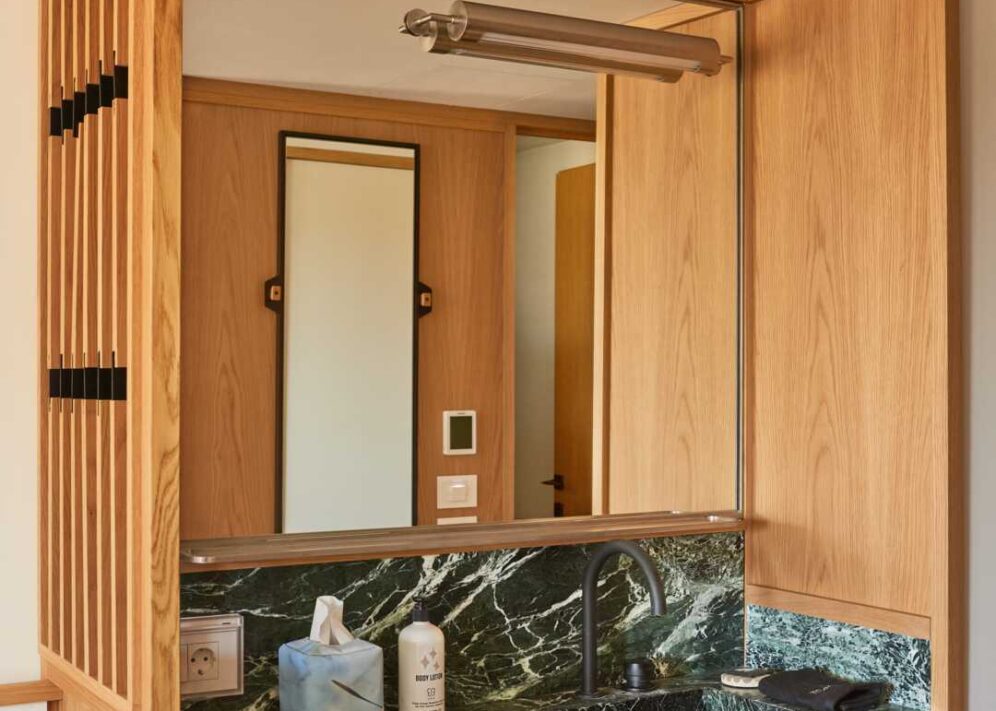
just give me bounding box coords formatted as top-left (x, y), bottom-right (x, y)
top-left (399, 1), bottom-right (728, 83)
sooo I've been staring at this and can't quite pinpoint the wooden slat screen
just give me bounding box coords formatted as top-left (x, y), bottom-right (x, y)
top-left (40, 0), bottom-right (129, 699)
top-left (38, 0), bottom-right (181, 707)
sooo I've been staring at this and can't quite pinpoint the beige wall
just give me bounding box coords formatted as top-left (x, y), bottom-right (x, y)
top-left (963, 0), bottom-right (996, 707)
top-left (514, 139), bottom-right (595, 519)
top-left (0, 1), bottom-right (42, 709)
top-left (283, 145), bottom-right (416, 532)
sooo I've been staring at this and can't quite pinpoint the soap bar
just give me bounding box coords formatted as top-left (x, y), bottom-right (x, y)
top-left (279, 637), bottom-right (384, 710)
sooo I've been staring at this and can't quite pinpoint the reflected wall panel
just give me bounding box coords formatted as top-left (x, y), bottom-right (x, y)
top-left (605, 12), bottom-right (739, 515)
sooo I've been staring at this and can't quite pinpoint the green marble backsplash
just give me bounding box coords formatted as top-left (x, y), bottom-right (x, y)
top-left (180, 533), bottom-right (744, 710)
top-left (745, 605), bottom-right (931, 710)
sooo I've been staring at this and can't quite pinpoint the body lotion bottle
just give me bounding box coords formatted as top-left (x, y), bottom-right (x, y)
top-left (399, 600), bottom-right (445, 710)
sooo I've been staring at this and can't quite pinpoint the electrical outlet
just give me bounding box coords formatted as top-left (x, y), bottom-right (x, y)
top-left (180, 614), bottom-right (244, 699)
top-left (188, 642), bottom-right (220, 682)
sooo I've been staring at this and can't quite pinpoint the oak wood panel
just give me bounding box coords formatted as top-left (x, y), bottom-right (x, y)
top-left (110, 0), bottom-right (128, 694)
top-left (39, 0), bottom-right (53, 660)
top-left (183, 77), bottom-right (596, 141)
top-left (58, 0), bottom-right (74, 663)
top-left (285, 146), bottom-right (415, 170)
top-left (130, 0), bottom-right (183, 707)
top-left (554, 164), bottom-right (596, 516)
top-left (0, 681), bottom-right (63, 707)
top-left (744, 0), bottom-right (962, 707)
top-left (627, 4), bottom-right (727, 30)
top-left (607, 12), bottom-right (739, 514)
top-left (181, 91), bottom-right (512, 537)
top-left (745, 584), bottom-right (931, 640)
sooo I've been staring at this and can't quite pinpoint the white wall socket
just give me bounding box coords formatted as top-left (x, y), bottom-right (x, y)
top-left (180, 614), bottom-right (244, 699)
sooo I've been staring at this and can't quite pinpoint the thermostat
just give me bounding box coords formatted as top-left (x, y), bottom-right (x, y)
top-left (443, 410), bottom-right (476, 455)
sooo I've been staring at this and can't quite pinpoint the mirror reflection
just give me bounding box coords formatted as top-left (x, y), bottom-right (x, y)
top-left (280, 136), bottom-right (419, 533)
top-left (180, 0), bottom-right (741, 540)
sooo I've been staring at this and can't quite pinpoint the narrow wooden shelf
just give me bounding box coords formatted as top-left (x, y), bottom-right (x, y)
top-left (0, 680), bottom-right (63, 707)
top-left (181, 511), bottom-right (745, 572)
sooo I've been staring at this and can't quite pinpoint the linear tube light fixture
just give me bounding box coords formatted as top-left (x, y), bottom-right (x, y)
top-left (399, 1), bottom-right (728, 83)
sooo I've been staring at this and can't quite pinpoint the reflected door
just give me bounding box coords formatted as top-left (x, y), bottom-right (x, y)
top-left (554, 163), bottom-right (596, 517)
top-left (281, 135), bottom-right (418, 533)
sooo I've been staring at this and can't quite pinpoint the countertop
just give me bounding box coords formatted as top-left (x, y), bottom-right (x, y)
top-left (458, 678), bottom-right (915, 711)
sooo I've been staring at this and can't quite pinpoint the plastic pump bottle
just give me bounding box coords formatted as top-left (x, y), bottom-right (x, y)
top-left (398, 599), bottom-right (445, 710)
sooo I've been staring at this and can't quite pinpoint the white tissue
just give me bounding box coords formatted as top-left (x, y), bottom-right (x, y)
top-left (308, 595), bottom-right (355, 646)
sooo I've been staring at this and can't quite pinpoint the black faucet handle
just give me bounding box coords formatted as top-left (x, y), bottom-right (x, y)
top-left (624, 658), bottom-right (656, 692)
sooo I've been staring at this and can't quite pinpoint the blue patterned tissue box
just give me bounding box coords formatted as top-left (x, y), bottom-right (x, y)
top-left (279, 637), bottom-right (384, 710)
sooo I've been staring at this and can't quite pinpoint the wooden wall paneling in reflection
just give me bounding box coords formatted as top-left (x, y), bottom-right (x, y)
top-left (605, 12), bottom-right (739, 514)
top-left (744, 0), bottom-right (963, 708)
top-left (180, 103), bottom-right (278, 538)
top-left (180, 86), bottom-right (521, 537)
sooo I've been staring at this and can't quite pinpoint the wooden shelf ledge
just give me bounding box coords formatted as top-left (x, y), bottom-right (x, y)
top-left (0, 680), bottom-right (63, 707)
top-left (181, 510), bottom-right (745, 572)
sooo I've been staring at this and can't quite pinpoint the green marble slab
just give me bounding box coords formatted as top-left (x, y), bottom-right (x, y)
top-left (180, 533), bottom-right (744, 710)
top-left (745, 605), bottom-right (930, 711)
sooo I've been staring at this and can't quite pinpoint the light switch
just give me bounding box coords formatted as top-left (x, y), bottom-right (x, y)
top-left (437, 475), bottom-right (478, 509)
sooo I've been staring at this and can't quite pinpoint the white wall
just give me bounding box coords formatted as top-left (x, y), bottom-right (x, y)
top-left (514, 139), bottom-right (595, 519)
top-left (0, 1), bottom-right (42, 709)
top-left (963, 1), bottom-right (996, 708)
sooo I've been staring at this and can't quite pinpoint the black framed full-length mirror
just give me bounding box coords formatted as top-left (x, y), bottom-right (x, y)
top-left (274, 133), bottom-right (421, 533)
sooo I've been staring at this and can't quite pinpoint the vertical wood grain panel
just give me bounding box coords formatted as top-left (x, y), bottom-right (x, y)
top-left (110, 0), bottom-right (128, 695)
top-left (130, 0), bottom-right (183, 707)
top-left (58, 0), bottom-right (74, 663)
top-left (38, 0), bottom-right (183, 705)
top-left (744, 0), bottom-right (962, 707)
top-left (607, 12), bottom-right (739, 514)
top-left (70, 0), bottom-right (84, 670)
top-left (81, 0), bottom-right (99, 676)
top-left (180, 93), bottom-right (511, 537)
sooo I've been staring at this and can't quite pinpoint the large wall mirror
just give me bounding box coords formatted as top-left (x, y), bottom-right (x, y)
top-left (179, 0), bottom-right (743, 545)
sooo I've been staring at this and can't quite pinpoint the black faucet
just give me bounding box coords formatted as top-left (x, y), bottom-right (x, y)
top-left (580, 540), bottom-right (667, 697)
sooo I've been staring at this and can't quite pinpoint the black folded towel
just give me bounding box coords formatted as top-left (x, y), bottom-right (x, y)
top-left (757, 669), bottom-right (888, 711)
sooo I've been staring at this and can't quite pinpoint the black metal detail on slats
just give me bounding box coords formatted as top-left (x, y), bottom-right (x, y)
top-left (83, 367), bottom-right (99, 399)
top-left (97, 367), bottom-right (114, 400)
top-left (114, 65), bottom-right (129, 100)
top-left (85, 83), bottom-right (101, 115)
top-left (112, 367), bottom-right (127, 401)
top-left (48, 366), bottom-right (129, 401)
top-left (61, 99), bottom-right (73, 132)
top-left (100, 74), bottom-right (115, 107)
top-left (72, 91), bottom-right (86, 136)
top-left (49, 107), bottom-right (63, 137)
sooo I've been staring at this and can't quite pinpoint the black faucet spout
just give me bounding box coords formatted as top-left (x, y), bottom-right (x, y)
top-left (580, 540), bottom-right (667, 697)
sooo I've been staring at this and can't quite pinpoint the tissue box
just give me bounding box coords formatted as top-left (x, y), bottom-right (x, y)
top-left (279, 638), bottom-right (384, 710)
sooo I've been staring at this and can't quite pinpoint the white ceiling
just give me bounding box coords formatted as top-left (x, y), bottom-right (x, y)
top-left (183, 0), bottom-right (684, 119)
